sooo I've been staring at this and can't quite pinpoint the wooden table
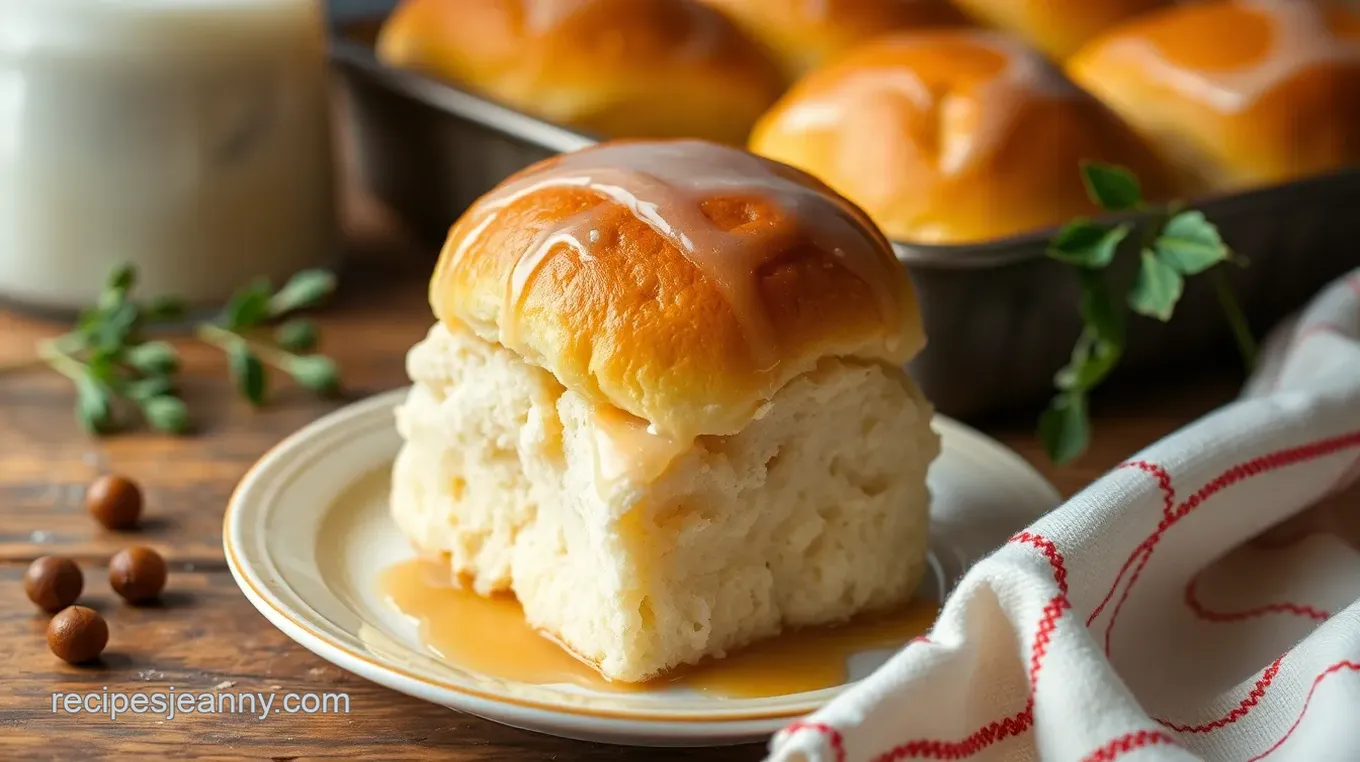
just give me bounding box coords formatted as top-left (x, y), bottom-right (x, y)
top-left (0, 238), bottom-right (1243, 760)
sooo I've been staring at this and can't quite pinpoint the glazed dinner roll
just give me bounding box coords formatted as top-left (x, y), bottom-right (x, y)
top-left (374, 0), bottom-right (785, 144)
top-left (695, 0), bottom-right (967, 82)
top-left (391, 139), bottom-right (940, 682)
top-left (1067, 0), bottom-right (1360, 195)
top-left (950, 0), bottom-right (1167, 59)
top-left (748, 30), bottom-right (1168, 244)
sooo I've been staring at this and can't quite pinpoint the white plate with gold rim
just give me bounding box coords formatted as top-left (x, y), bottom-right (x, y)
top-left (223, 388), bottom-right (1061, 747)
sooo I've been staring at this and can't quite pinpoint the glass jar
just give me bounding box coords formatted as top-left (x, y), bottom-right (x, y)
top-left (0, 0), bottom-right (337, 313)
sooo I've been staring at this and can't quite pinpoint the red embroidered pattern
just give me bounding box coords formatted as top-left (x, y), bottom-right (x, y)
top-left (1079, 730), bottom-right (1179, 762)
top-left (1183, 575), bottom-right (1329, 624)
top-left (1157, 657), bottom-right (1284, 733)
top-left (1101, 430), bottom-right (1360, 655)
top-left (1246, 660), bottom-right (1360, 761)
top-left (1085, 463), bottom-right (1175, 628)
top-left (781, 430), bottom-right (1360, 762)
top-left (784, 721), bottom-right (846, 762)
top-left (862, 533), bottom-right (1068, 761)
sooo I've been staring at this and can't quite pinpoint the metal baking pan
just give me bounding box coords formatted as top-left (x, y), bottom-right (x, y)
top-left (327, 3), bottom-right (1360, 419)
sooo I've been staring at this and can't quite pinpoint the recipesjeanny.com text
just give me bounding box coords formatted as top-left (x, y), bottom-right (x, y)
top-left (50, 687), bottom-right (350, 721)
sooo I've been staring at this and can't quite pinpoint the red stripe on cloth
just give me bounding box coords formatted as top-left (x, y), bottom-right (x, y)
top-left (1086, 462), bottom-right (1176, 627)
top-left (1102, 430), bottom-right (1360, 655)
top-left (1183, 575), bottom-right (1329, 624)
top-left (1122, 461), bottom-right (1177, 518)
top-left (859, 533), bottom-right (1068, 761)
top-left (784, 721), bottom-right (846, 762)
top-left (781, 431), bottom-right (1360, 762)
top-left (1079, 730), bottom-right (1179, 762)
top-left (1156, 657), bottom-right (1284, 733)
top-left (1245, 660), bottom-right (1360, 761)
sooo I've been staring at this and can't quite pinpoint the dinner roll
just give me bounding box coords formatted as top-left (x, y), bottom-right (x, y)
top-left (748, 30), bottom-right (1169, 244)
top-left (950, 0), bottom-right (1167, 59)
top-left (375, 0), bottom-right (785, 144)
top-left (1068, 0), bottom-right (1360, 195)
top-left (429, 139), bottom-right (925, 440)
top-left (393, 139), bottom-right (939, 682)
top-left (696, 0), bottom-right (967, 81)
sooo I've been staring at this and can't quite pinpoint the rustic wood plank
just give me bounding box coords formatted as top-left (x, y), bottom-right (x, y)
top-left (0, 566), bottom-right (765, 761)
top-left (0, 257), bottom-right (436, 565)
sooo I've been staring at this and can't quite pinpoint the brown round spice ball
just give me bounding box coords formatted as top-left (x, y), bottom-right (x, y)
top-left (86, 474), bottom-right (143, 530)
top-left (108, 546), bottom-right (167, 604)
top-left (24, 556), bottom-right (84, 612)
top-left (47, 605), bottom-right (108, 664)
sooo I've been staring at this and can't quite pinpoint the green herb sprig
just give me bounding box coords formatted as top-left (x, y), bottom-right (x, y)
top-left (1040, 162), bottom-right (1258, 464)
top-left (0, 264), bottom-right (340, 435)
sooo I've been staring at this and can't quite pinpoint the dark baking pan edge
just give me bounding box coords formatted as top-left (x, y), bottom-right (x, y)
top-left (328, 32), bottom-right (1359, 273)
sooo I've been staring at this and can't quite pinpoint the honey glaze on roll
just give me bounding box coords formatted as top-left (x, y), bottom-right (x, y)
top-left (448, 141), bottom-right (904, 368)
top-left (519, 0), bottom-right (724, 58)
top-left (589, 405), bottom-right (685, 496)
top-left (1101, 0), bottom-right (1360, 113)
top-left (432, 140), bottom-right (923, 494)
top-left (769, 32), bottom-right (1082, 177)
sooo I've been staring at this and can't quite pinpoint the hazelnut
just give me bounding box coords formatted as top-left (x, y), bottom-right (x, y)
top-left (47, 606), bottom-right (108, 664)
top-left (86, 474), bottom-right (143, 530)
top-left (109, 546), bottom-right (167, 604)
top-left (24, 556), bottom-right (84, 613)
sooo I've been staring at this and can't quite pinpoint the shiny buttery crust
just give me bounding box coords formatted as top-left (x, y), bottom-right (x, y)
top-left (951, 0), bottom-right (1167, 59)
top-left (427, 142), bottom-right (926, 441)
top-left (747, 30), bottom-right (1169, 244)
top-left (375, 0), bottom-right (785, 144)
top-left (696, 0), bottom-right (966, 81)
top-left (1067, 0), bottom-right (1360, 195)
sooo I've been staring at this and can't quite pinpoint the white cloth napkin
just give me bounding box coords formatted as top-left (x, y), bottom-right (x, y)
top-left (766, 267), bottom-right (1360, 762)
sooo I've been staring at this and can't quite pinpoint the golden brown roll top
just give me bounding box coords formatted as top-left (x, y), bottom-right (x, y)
top-left (1068, 0), bottom-right (1360, 195)
top-left (695, 0), bottom-right (967, 82)
top-left (428, 139), bottom-right (925, 440)
top-left (950, 0), bottom-right (1168, 60)
top-left (747, 30), bottom-right (1169, 244)
top-left (375, 0), bottom-right (785, 145)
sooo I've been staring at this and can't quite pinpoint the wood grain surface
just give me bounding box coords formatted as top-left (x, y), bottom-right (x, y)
top-left (0, 227), bottom-right (1245, 760)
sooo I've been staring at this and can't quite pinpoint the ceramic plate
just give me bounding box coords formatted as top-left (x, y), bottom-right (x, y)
top-left (224, 388), bottom-right (1060, 747)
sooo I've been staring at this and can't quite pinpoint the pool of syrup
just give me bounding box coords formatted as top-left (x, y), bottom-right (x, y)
top-left (381, 559), bottom-right (936, 698)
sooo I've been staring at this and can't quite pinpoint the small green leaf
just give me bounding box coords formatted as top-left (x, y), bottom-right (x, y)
top-left (125, 376), bottom-right (175, 403)
top-left (1153, 210), bottom-right (1229, 275)
top-left (1128, 249), bottom-right (1184, 321)
top-left (73, 307), bottom-right (102, 340)
top-left (1047, 221), bottom-right (1131, 269)
top-left (228, 345), bottom-right (267, 405)
top-left (125, 341), bottom-right (180, 375)
top-left (224, 279), bottom-right (273, 331)
top-left (96, 264), bottom-right (137, 310)
top-left (1039, 392), bottom-right (1090, 465)
top-left (84, 349), bottom-right (120, 384)
top-left (1054, 328), bottom-right (1122, 393)
top-left (144, 295), bottom-right (187, 322)
top-left (288, 355), bottom-right (340, 396)
top-left (141, 395), bottom-right (189, 434)
top-left (275, 319), bottom-right (318, 352)
top-left (74, 375), bottom-right (115, 434)
top-left (1076, 270), bottom-right (1125, 344)
top-left (93, 301), bottom-right (140, 353)
top-left (270, 269), bottom-right (337, 316)
top-left (108, 263), bottom-right (136, 292)
top-left (1080, 162), bottom-right (1142, 212)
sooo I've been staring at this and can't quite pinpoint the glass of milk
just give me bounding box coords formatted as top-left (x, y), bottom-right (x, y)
top-left (0, 0), bottom-right (337, 313)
